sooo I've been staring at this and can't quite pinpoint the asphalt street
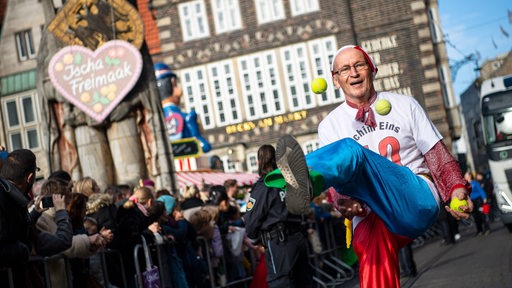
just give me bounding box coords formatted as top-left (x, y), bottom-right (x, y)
top-left (342, 218), bottom-right (512, 288)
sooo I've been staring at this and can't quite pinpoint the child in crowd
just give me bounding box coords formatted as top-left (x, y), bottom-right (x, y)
top-left (83, 217), bottom-right (98, 235)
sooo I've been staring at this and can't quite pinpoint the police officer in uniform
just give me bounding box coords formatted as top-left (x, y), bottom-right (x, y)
top-left (244, 144), bottom-right (313, 287)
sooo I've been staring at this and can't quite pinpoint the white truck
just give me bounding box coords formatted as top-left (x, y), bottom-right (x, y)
top-left (480, 74), bottom-right (512, 232)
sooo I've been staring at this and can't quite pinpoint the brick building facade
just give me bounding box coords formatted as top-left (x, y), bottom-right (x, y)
top-left (149, 0), bottom-right (458, 173)
top-left (0, 0), bottom-right (459, 188)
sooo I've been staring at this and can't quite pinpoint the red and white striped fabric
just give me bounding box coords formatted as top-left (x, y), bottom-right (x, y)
top-left (175, 171), bottom-right (259, 189)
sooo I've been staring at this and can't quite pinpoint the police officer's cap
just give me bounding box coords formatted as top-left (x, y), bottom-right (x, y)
top-left (154, 62), bottom-right (177, 80)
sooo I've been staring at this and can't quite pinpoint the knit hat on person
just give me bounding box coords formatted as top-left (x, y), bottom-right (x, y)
top-left (157, 195), bottom-right (176, 216)
top-left (49, 170), bottom-right (72, 184)
top-left (141, 179), bottom-right (155, 187)
top-left (330, 45), bottom-right (378, 78)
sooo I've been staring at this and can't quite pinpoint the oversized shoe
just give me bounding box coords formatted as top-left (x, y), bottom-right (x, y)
top-left (275, 135), bottom-right (312, 215)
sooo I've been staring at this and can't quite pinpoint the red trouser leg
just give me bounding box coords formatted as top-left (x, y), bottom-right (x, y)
top-left (352, 212), bottom-right (412, 288)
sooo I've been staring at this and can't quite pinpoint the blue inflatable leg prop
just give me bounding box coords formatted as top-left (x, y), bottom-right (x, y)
top-left (305, 138), bottom-right (439, 238)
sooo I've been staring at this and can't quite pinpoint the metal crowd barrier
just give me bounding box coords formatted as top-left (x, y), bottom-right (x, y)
top-left (25, 254), bottom-right (73, 288)
top-left (99, 248), bottom-right (128, 288)
top-left (133, 242), bottom-right (145, 288)
top-left (195, 235), bottom-right (256, 288)
top-left (134, 236), bottom-right (179, 288)
top-left (1, 249), bottom-right (129, 288)
top-left (308, 218), bottom-right (355, 287)
top-left (197, 236), bottom-right (217, 288)
top-left (192, 217), bottom-right (355, 288)
top-left (0, 267), bottom-right (14, 288)
top-left (412, 222), bottom-right (443, 248)
top-left (2, 219), bottom-right (357, 288)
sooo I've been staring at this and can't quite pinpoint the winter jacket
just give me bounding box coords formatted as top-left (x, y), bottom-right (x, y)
top-left (114, 205), bottom-right (153, 286)
top-left (34, 208), bottom-right (73, 256)
top-left (86, 193), bottom-right (118, 233)
top-left (34, 209), bottom-right (75, 288)
top-left (0, 177), bottom-right (31, 267)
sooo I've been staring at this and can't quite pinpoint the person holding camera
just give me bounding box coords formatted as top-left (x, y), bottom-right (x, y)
top-left (0, 148), bottom-right (38, 286)
top-left (0, 149), bottom-right (73, 287)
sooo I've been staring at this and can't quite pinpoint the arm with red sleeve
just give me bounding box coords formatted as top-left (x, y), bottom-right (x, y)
top-left (424, 141), bottom-right (473, 218)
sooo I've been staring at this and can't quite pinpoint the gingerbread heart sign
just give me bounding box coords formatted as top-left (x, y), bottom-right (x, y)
top-left (49, 40), bottom-right (143, 123)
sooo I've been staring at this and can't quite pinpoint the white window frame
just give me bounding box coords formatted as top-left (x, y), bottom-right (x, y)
top-left (439, 65), bottom-right (455, 108)
top-left (178, 0), bottom-right (210, 41)
top-left (308, 37), bottom-right (343, 105)
top-left (246, 152), bottom-right (258, 174)
top-left (428, 8), bottom-right (442, 43)
top-left (254, 0), bottom-right (285, 24)
top-left (290, 0), bottom-right (319, 16)
top-left (303, 139), bottom-right (319, 154)
top-left (52, 0), bottom-right (64, 8)
top-left (15, 29), bottom-right (37, 61)
top-left (221, 155), bottom-right (237, 172)
top-left (180, 67), bottom-right (215, 129)
top-left (2, 92), bottom-right (41, 150)
top-left (212, 0), bottom-right (242, 34)
top-left (238, 51), bottom-right (285, 120)
top-left (208, 60), bottom-right (242, 126)
top-left (280, 43), bottom-right (316, 111)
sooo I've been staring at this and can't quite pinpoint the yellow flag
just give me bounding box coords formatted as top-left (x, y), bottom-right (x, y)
top-left (344, 218), bottom-right (352, 248)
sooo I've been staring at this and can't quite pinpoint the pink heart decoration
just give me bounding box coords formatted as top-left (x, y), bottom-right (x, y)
top-left (48, 40), bottom-right (143, 123)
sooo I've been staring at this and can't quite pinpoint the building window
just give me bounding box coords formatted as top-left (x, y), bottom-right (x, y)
top-left (428, 8), bottom-right (441, 43)
top-left (15, 30), bottom-right (37, 61)
top-left (255, 0), bottom-right (285, 24)
top-left (308, 37), bottom-right (343, 104)
top-left (246, 152), bottom-right (258, 174)
top-left (439, 65), bottom-right (454, 108)
top-left (290, 0), bottom-right (319, 16)
top-left (473, 120), bottom-right (484, 149)
top-left (492, 60), bottom-right (502, 71)
top-left (238, 51), bottom-right (284, 120)
top-left (303, 139), bottom-right (319, 154)
top-left (2, 93), bottom-right (40, 150)
top-left (179, 0), bottom-right (210, 41)
top-left (221, 155), bottom-right (237, 172)
top-left (212, 0), bottom-right (242, 34)
top-left (208, 60), bottom-right (242, 126)
top-left (52, 0), bottom-right (64, 9)
top-left (280, 43), bottom-right (315, 111)
top-left (181, 67), bottom-right (214, 129)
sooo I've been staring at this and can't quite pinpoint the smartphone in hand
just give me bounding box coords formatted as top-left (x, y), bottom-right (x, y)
top-left (41, 196), bottom-right (54, 208)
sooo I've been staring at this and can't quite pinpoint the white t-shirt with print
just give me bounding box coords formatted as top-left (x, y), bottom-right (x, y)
top-left (318, 92), bottom-right (442, 228)
top-left (318, 91), bottom-right (442, 174)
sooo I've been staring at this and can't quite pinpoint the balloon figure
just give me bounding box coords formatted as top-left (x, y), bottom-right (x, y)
top-left (154, 62), bottom-right (211, 153)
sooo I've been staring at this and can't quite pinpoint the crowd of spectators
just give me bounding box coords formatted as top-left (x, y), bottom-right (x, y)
top-left (0, 147), bottom-right (269, 288)
top-left (0, 145), bottom-right (365, 288)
